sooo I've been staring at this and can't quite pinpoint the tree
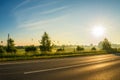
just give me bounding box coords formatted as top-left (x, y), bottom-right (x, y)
top-left (6, 34), bottom-right (17, 53)
top-left (39, 32), bottom-right (52, 52)
top-left (102, 38), bottom-right (112, 52)
top-left (76, 46), bottom-right (84, 51)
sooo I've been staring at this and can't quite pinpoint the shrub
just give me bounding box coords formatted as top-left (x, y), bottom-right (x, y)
top-left (56, 48), bottom-right (64, 52)
top-left (91, 47), bottom-right (96, 51)
top-left (76, 46), bottom-right (84, 51)
top-left (6, 47), bottom-right (17, 54)
top-left (25, 45), bottom-right (37, 52)
top-left (0, 46), bottom-right (5, 53)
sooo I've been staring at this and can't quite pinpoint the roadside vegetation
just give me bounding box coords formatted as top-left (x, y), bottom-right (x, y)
top-left (0, 32), bottom-right (120, 61)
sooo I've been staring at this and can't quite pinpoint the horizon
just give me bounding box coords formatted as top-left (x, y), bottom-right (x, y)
top-left (1, 0), bottom-right (120, 46)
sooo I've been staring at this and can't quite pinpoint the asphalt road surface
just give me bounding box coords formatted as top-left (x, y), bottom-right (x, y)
top-left (0, 54), bottom-right (120, 80)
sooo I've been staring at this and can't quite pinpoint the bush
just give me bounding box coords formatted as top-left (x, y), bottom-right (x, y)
top-left (56, 48), bottom-right (64, 52)
top-left (76, 46), bottom-right (84, 51)
top-left (91, 47), bottom-right (96, 51)
top-left (6, 47), bottom-right (17, 53)
top-left (25, 45), bottom-right (37, 52)
top-left (0, 46), bottom-right (5, 53)
top-left (108, 48), bottom-right (118, 53)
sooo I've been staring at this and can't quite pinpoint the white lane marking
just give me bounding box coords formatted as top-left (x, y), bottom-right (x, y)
top-left (24, 58), bottom-right (120, 74)
top-left (0, 54), bottom-right (113, 65)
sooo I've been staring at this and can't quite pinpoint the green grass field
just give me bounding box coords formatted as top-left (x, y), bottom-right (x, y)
top-left (0, 47), bottom-right (109, 62)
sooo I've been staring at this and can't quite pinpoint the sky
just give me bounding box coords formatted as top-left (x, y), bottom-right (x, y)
top-left (0, 0), bottom-right (120, 46)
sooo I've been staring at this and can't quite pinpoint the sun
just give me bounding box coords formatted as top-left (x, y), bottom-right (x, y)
top-left (92, 25), bottom-right (105, 37)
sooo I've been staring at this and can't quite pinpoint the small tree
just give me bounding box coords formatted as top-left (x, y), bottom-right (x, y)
top-left (76, 46), bottom-right (84, 51)
top-left (6, 38), bottom-right (17, 53)
top-left (39, 32), bottom-right (52, 52)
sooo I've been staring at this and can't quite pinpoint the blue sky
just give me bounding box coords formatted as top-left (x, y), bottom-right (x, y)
top-left (0, 0), bottom-right (120, 46)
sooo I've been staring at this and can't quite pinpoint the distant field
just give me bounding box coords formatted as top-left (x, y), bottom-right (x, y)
top-left (0, 47), bottom-right (108, 61)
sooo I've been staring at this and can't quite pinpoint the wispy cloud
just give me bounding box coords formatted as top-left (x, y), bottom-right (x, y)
top-left (13, 0), bottom-right (31, 11)
top-left (13, 0), bottom-right (60, 13)
top-left (40, 6), bottom-right (67, 14)
top-left (13, 0), bottom-right (69, 30)
top-left (15, 5), bottom-right (68, 28)
top-left (24, 1), bottom-right (60, 11)
top-left (18, 15), bottom-right (68, 30)
top-left (13, 0), bottom-right (66, 24)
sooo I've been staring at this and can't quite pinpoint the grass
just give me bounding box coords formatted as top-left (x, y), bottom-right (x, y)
top-left (0, 49), bottom-right (108, 62)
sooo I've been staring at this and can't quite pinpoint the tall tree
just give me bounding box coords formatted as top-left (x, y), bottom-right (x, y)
top-left (39, 32), bottom-right (52, 52)
top-left (102, 38), bottom-right (112, 52)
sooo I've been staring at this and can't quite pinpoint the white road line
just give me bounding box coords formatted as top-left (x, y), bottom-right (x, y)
top-left (24, 58), bottom-right (120, 74)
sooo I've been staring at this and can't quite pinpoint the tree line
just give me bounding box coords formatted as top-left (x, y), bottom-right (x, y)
top-left (0, 32), bottom-right (117, 54)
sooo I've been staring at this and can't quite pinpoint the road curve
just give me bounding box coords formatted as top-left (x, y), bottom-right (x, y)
top-left (0, 54), bottom-right (120, 80)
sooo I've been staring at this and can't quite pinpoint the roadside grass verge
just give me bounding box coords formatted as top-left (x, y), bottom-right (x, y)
top-left (0, 51), bottom-right (108, 62)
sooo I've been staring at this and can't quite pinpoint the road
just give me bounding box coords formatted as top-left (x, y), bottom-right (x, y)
top-left (0, 54), bottom-right (120, 80)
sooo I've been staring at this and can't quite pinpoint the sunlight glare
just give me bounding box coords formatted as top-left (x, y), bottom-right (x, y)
top-left (92, 25), bottom-right (105, 37)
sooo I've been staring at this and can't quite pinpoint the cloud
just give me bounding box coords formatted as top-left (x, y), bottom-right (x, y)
top-left (40, 6), bottom-right (67, 14)
top-left (15, 5), bottom-right (68, 29)
top-left (13, 0), bottom-right (67, 25)
top-left (13, 0), bottom-right (60, 13)
top-left (13, 0), bottom-right (69, 31)
top-left (18, 15), bottom-right (68, 29)
top-left (24, 1), bottom-right (60, 11)
top-left (13, 0), bottom-right (31, 11)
